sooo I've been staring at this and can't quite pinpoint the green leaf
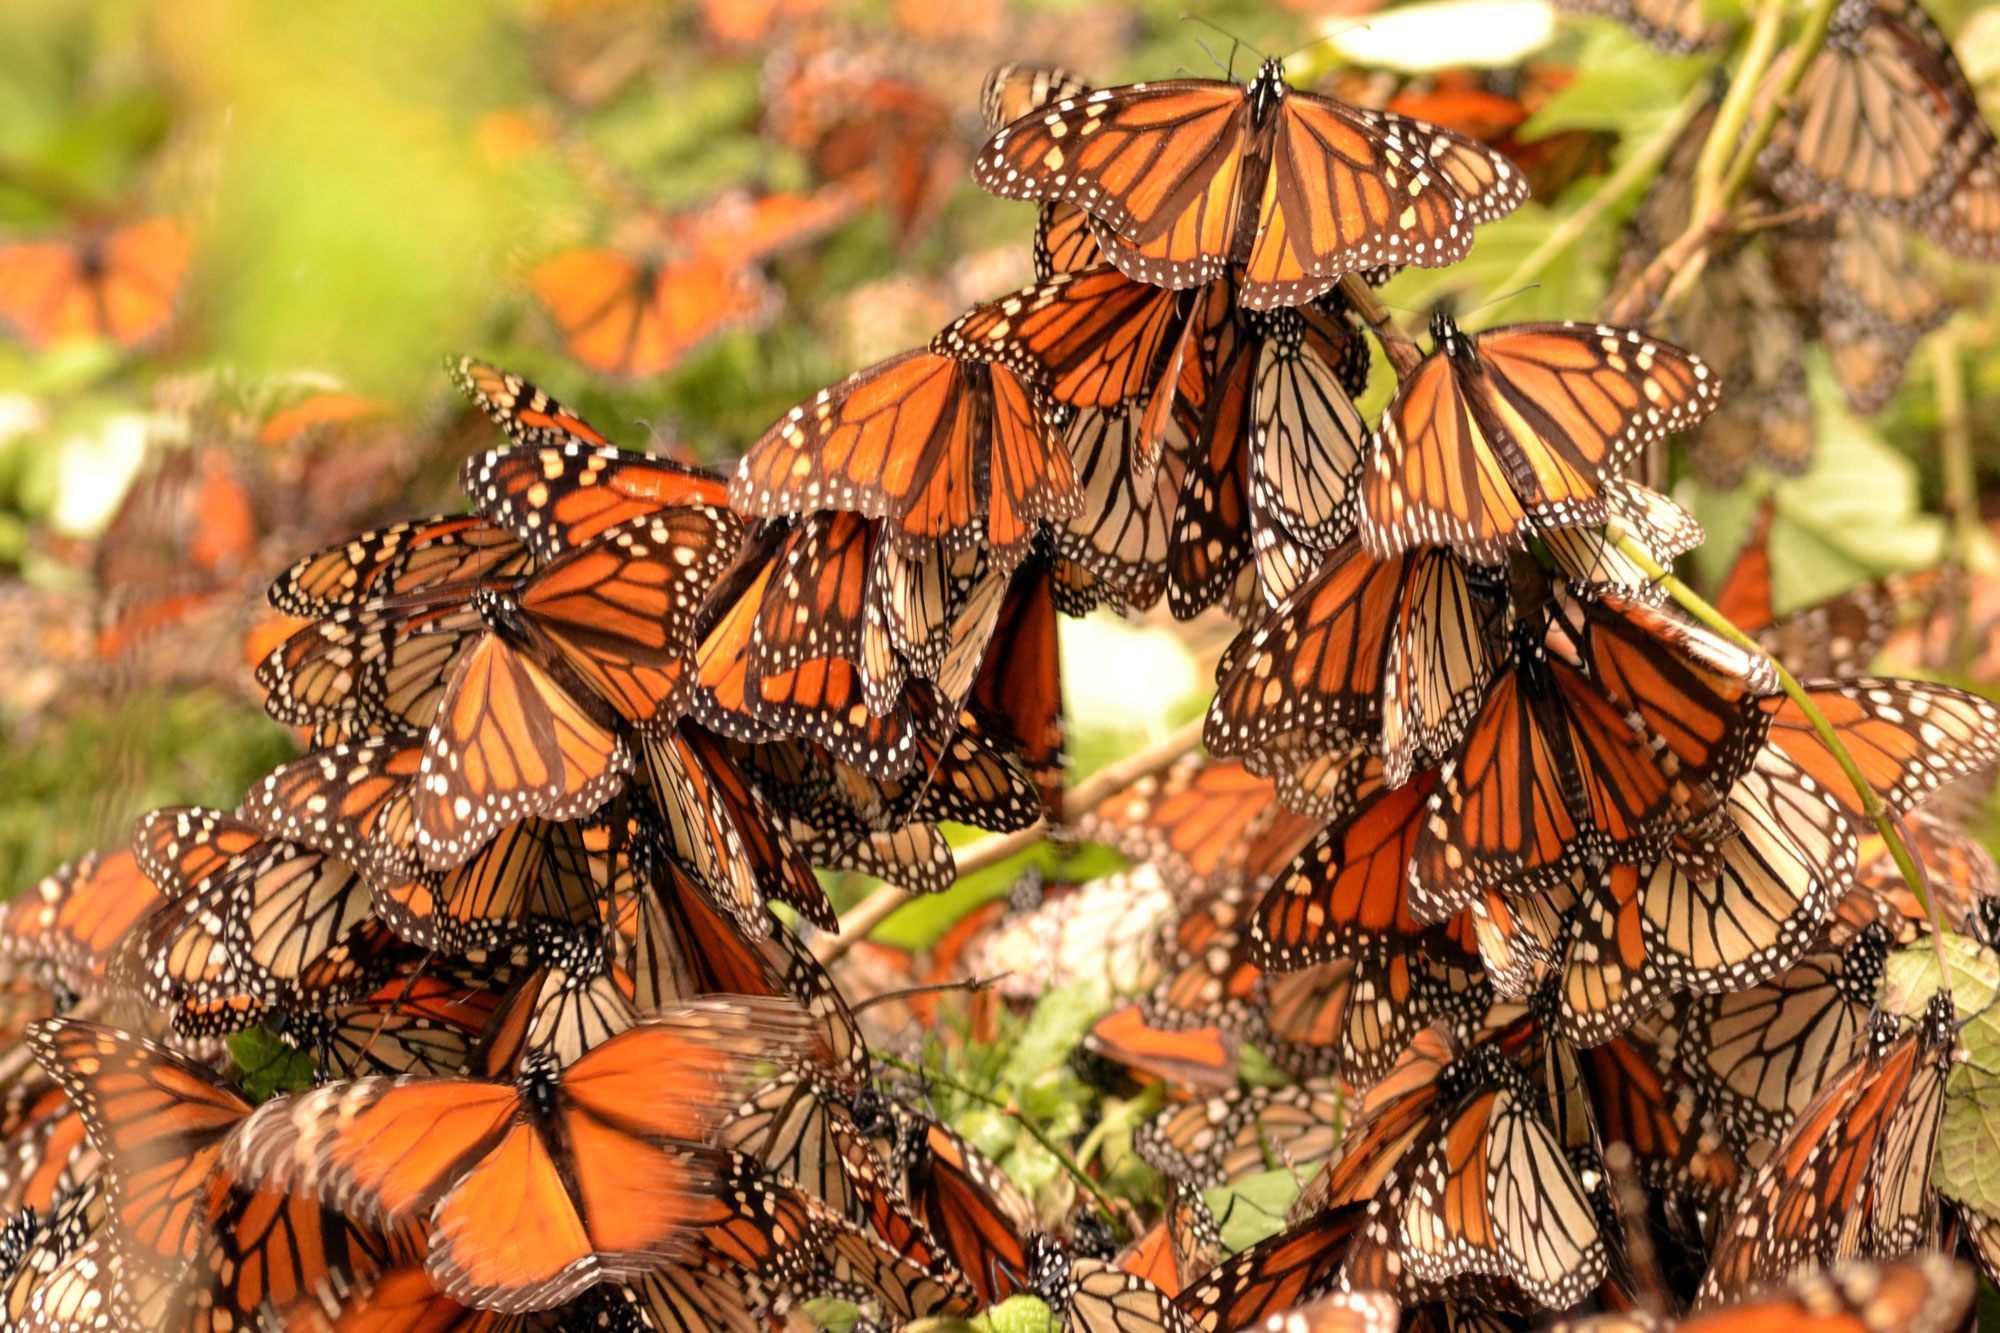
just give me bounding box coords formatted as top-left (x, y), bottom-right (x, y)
top-left (1204, 1168), bottom-right (1301, 1252)
top-left (228, 1028), bottom-right (317, 1102)
top-left (1519, 26), bottom-right (1711, 141)
top-left (1883, 936), bottom-right (2000, 1216)
top-left (1006, 983), bottom-right (1110, 1088)
top-left (976, 1296), bottom-right (1054, 1333)
top-left (1382, 205), bottom-right (1606, 325)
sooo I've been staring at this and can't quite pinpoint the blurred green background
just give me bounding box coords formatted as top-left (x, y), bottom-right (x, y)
top-left (0, 0), bottom-right (1994, 900)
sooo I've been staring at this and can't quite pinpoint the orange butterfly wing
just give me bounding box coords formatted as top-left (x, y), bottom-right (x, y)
top-left (411, 633), bottom-right (630, 870)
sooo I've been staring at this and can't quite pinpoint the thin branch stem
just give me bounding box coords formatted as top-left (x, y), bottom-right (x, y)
top-left (1691, 0), bottom-right (1786, 220)
top-left (1493, 85), bottom-right (1711, 305)
top-left (1603, 0), bottom-right (1843, 324)
top-left (1340, 271), bottom-right (1422, 377)
top-left (1716, 0), bottom-right (1838, 207)
top-left (814, 718), bottom-right (1208, 964)
top-left (870, 1046), bottom-right (1128, 1224)
top-left (1606, 529), bottom-right (1953, 970)
top-left (1931, 330), bottom-right (1981, 671)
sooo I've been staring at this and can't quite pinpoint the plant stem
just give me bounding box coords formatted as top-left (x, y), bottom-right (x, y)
top-left (1605, 0), bottom-right (1844, 323)
top-left (1339, 272), bottom-right (1422, 377)
top-left (1716, 0), bottom-right (1839, 208)
top-left (1931, 330), bottom-right (1982, 671)
top-left (815, 718), bottom-right (1208, 964)
top-left (1606, 529), bottom-right (1953, 967)
top-left (1691, 0), bottom-right (1786, 221)
top-left (870, 1046), bottom-right (1127, 1224)
top-left (1494, 85), bottom-right (1711, 306)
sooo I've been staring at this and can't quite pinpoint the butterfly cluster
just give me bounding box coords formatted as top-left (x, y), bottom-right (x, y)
top-left (0, 22), bottom-right (1995, 1333)
top-left (1597, 0), bottom-right (2000, 486)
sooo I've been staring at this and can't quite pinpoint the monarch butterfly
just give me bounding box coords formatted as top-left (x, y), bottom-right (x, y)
top-left (1359, 315), bottom-right (1719, 562)
top-left (1135, 1078), bottom-right (1348, 1190)
top-left (1310, 1028), bottom-right (1607, 1310)
top-left (1658, 923), bottom-right (1891, 1155)
top-left (1206, 541), bottom-right (1508, 788)
top-left (1077, 753), bottom-right (1319, 894)
top-left (246, 718), bottom-right (836, 952)
top-left (1712, 500), bottom-right (1944, 678)
top-left (1050, 403), bottom-right (1188, 610)
top-left (225, 998), bottom-right (808, 1310)
top-left (763, 46), bottom-right (956, 245)
top-left (452, 359), bottom-right (732, 561)
top-left (1114, 1180), bottom-right (1220, 1298)
top-left (850, 1092), bottom-right (1036, 1306)
top-left (1761, 0), bottom-right (2000, 261)
top-left (117, 807), bottom-right (402, 1038)
top-left (617, 864), bottom-right (867, 1087)
top-left (1816, 217), bottom-right (1952, 414)
top-left (0, 1077), bottom-right (97, 1218)
top-left (1240, 1292), bottom-right (1401, 1333)
top-left (1083, 1003), bottom-right (1243, 1095)
top-left (0, 1181), bottom-right (166, 1332)
top-left (1555, 1256), bottom-right (1974, 1333)
top-left (1175, 1206), bottom-right (1370, 1330)
top-left (1846, 805), bottom-right (2000, 944)
top-left (697, 522), bottom-right (904, 771)
top-left (1537, 477), bottom-right (1704, 605)
top-left (1568, 1023), bottom-right (1743, 1206)
top-left (1250, 771), bottom-right (1487, 996)
top-left (715, 1071), bottom-right (875, 1233)
top-left (1696, 993), bottom-right (1956, 1306)
top-left (973, 58), bottom-right (1527, 307)
top-left (1612, 99), bottom-right (1815, 487)
top-left (1616, 738), bottom-right (1852, 1003)
top-left (266, 513), bottom-right (535, 619)
top-left (0, 847), bottom-right (165, 1002)
top-left (275, 965), bottom-right (504, 1079)
top-left (1030, 1232), bottom-right (1202, 1333)
top-left (25, 1018), bottom-right (407, 1317)
top-left (940, 266), bottom-right (1372, 554)
top-left (958, 555), bottom-right (1070, 820)
top-left (638, 725), bottom-right (838, 932)
top-left (261, 507), bottom-right (741, 869)
top-left (1682, 246), bottom-right (1815, 487)
top-left (1409, 596), bottom-right (1774, 921)
top-left (1324, 66), bottom-right (1617, 204)
top-left (1758, 677), bottom-right (2000, 822)
top-left (730, 346), bottom-right (1077, 567)
top-left (530, 248), bottom-right (772, 380)
top-left (1550, 0), bottom-right (1719, 51)
top-left (268, 1156), bottom-right (867, 1331)
top-left (0, 217), bottom-right (192, 348)
top-left (981, 65), bottom-right (1091, 133)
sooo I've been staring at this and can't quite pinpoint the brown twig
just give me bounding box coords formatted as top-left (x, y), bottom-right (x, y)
top-left (1600, 0), bottom-right (1843, 326)
top-left (1340, 271), bottom-right (1422, 378)
top-left (813, 717), bottom-right (1207, 963)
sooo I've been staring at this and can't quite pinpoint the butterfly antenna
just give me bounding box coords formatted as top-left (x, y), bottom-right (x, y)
top-left (1279, 28), bottom-right (1353, 67)
top-left (1466, 283), bottom-right (1544, 318)
top-left (1181, 15), bottom-right (1267, 75)
top-left (1190, 35), bottom-right (1231, 80)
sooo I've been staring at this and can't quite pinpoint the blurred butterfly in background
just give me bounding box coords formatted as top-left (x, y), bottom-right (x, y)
top-left (1762, 0), bottom-right (2000, 261)
top-left (533, 187), bottom-right (858, 378)
top-left (0, 217), bottom-right (191, 349)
